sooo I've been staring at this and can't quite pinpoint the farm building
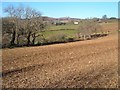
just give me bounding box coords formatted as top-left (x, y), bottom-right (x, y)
top-left (74, 21), bottom-right (79, 25)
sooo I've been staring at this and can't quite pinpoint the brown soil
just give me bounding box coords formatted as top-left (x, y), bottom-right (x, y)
top-left (2, 34), bottom-right (118, 88)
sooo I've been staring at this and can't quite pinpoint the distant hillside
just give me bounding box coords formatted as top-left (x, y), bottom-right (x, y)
top-left (42, 16), bottom-right (81, 21)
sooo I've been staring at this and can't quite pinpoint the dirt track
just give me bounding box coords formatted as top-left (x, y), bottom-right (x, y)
top-left (2, 34), bottom-right (118, 88)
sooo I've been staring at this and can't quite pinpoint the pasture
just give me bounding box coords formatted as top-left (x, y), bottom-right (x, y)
top-left (36, 20), bottom-right (118, 44)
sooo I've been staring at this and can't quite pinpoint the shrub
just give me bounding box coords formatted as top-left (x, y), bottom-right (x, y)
top-left (2, 34), bottom-right (11, 48)
top-left (48, 33), bottom-right (67, 43)
top-left (78, 20), bottom-right (102, 39)
top-left (67, 37), bottom-right (75, 42)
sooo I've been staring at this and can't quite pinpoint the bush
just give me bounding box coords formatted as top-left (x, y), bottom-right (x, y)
top-left (48, 33), bottom-right (67, 43)
top-left (67, 37), bottom-right (75, 42)
top-left (78, 20), bottom-right (102, 37)
top-left (2, 34), bottom-right (11, 48)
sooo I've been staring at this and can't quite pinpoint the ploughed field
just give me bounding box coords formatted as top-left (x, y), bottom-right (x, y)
top-left (2, 34), bottom-right (118, 88)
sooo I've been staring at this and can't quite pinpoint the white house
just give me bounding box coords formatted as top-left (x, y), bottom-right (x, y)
top-left (74, 21), bottom-right (79, 25)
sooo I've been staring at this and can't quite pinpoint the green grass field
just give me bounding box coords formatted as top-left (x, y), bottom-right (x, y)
top-left (43, 29), bottom-right (78, 38)
top-left (42, 23), bottom-right (80, 39)
top-left (36, 21), bottom-right (117, 44)
top-left (36, 24), bottom-right (79, 43)
top-left (49, 23), bottom-right (79, 30)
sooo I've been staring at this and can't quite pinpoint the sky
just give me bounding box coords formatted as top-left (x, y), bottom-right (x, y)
top-left (1, 0), bottom-right (120, 2)
top-left (1, 2), bottom-right (118, 19)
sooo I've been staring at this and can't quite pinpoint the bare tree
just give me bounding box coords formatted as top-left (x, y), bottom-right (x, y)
top-left (15, 5), bottom-right (25, 45)
top-left (24, 7), bottom-right (36, 46)
top-left (3, 5), bottom-right (46, 47)
top-left (31, 18), bottom-right (46, 45)
top-left (24, 6), bottom-right (46, 46)
top-left (4, 5), bottom-right (15, 17)
top-left (2, 18), bottom-right (16, 47)
top-left (30, 9), bottom-right (42, 45)
top-left (4, 5), bottom-right (17, 46)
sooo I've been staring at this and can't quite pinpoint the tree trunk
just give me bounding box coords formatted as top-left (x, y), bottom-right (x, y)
top-left (10, 30), bottom-right (16, 46)
top-left (27, 31), bottom-right (31, 46)
top-left (17, 34), bottom-right (20, 46)
top-left (32, 33), bottom-right (36, 45)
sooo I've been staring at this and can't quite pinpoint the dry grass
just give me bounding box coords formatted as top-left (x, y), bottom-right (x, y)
top-left (2, 33), bottom-right (118, 88)
top-left (100, 22), bottom-right (118, 34)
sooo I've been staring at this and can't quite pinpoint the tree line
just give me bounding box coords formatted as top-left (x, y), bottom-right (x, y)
top-left (2, 5), bottom-right (46, 48)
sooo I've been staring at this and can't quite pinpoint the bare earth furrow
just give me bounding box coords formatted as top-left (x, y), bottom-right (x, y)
top-left (2, 34), bottom-right (118, 88)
